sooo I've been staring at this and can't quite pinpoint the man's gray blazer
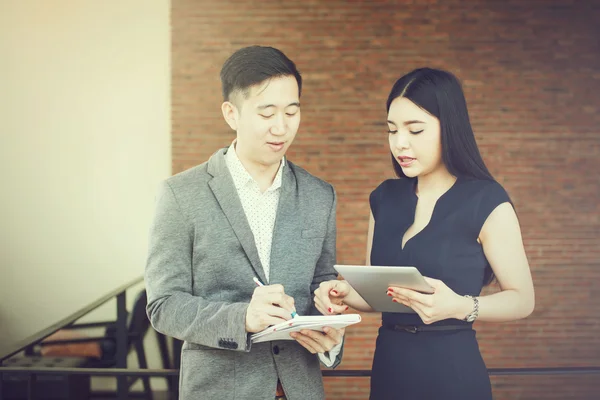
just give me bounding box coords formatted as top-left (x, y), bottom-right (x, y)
top-left (145, 147), bottom-right (341, 400)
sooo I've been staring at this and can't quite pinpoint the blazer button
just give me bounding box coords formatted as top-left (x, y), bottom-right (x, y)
top-left (273, 345), bottom-right (280, 355)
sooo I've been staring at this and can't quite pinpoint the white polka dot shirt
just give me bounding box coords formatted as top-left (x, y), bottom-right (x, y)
top-left (224, 142), bottom-right (342, 366)
top-left (225, 142), bottom-right (284, 283)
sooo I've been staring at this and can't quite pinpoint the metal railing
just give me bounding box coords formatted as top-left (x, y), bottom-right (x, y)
top-left (1, 365), bottom-right (600, 400)
top-left (0, 276), bottom-right (143, 400)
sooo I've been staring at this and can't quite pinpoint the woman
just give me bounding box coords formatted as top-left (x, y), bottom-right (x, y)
top-left (314, 68), bottom-right (535, 399)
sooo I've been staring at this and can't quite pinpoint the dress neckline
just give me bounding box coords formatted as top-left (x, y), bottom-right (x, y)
top-left (401, 176), bottom-right (461, 250)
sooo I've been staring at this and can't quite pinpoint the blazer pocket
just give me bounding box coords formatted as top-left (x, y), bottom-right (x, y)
top-left (301, 228), bottom-right (326, 239)
top-left (180, 349), bottom-right (234, 397)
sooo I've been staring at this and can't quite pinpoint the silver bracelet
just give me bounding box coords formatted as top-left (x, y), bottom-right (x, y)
top-left (463, 295), bottom-right (479, 322)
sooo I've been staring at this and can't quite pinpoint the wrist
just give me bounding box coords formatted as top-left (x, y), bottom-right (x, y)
top-left (455, 295), bottom-right (474, 320)
top-left (462, 295), bottom-right (480, 322)
top-left (243, 304), bottom-right (253, 333)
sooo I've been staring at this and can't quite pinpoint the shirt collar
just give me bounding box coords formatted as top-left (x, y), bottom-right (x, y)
top-left (225, 141), bottom-right (285, 192)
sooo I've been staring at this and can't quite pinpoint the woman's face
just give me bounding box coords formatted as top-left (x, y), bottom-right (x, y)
top-left (387, 97), bottom-right (444, 179)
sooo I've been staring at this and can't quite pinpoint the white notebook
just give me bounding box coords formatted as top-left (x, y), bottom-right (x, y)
top-left (250, 314), bottom-right (361, 343)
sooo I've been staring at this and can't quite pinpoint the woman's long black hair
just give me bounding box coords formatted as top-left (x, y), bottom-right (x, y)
top-left (386, 68), bottom-right (497, 285)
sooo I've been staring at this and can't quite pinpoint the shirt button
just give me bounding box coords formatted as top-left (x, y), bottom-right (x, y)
top-left (273, 345), bottom-right (280, 355)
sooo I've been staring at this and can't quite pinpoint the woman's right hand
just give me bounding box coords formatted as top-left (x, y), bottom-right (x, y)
top-left (314, 280), bottom-right (352, 315)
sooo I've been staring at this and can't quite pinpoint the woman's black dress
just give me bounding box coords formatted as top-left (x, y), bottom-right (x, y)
top-left (368, 177), bottom-right (511, 400)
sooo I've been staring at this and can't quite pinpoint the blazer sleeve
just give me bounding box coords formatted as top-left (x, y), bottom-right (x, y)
top-left (144, 181), bottom-right (251, 352)
top-left (309, 184), bottom-right (345, 368)
top-left (309, 184), bottom-right (338, 303)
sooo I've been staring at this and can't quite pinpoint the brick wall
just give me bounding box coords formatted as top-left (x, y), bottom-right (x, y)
top-left (172, 1), bottom-right (600, 398)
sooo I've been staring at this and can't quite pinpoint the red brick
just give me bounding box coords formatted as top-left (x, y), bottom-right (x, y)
top-left (172, 0), bottom-right (600, 398)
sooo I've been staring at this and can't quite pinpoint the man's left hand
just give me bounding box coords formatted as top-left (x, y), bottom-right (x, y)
top-left (290, 327), bottom-right (344, 354)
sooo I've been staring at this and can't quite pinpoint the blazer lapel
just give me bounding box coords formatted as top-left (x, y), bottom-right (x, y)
top-left (269, 164), bottom-right (299, 284)
top-left (207, 149), bottom-right (267, 284)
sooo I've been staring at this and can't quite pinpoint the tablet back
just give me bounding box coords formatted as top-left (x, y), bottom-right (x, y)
top-left (334, 265), bottom-right (434, 313)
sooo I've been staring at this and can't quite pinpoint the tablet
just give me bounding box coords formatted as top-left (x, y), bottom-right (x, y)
top-left (333, 265), bottom-right (434, 313)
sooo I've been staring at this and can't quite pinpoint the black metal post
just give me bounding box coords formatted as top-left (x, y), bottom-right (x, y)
top-left (156, 333), bottom-right (177, 394)
top-left (173, 339), bottom-right (182, 369)
top-left (156, 332), bottom-right (170, 369)
top-left (26, 373), bottom-right (35, 400)
top-left (134, 338), bottom-right (153, 400)
top-left (0, 361), bottom-right (3, 400)
top-left (116, 291), bottom-right (128, 400)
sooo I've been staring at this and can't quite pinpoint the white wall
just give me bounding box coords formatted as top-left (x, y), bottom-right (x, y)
top-left (0, 0), bottom-right (171, 385)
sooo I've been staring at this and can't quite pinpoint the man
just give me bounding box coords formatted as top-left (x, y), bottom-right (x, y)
top-left (145, 45), bottom-right (343, 400)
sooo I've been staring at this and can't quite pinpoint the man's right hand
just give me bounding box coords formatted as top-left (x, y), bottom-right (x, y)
top-left (245, 284), bottom-right (297, 333)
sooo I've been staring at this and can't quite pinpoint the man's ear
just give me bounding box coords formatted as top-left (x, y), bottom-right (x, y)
top-left (221, 101), bottom-right (238, 131)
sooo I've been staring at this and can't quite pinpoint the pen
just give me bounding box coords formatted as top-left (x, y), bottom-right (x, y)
top-left (252, 276), bottom-right (298, 318)
top-left (252, 276), bottom-right (264, 287)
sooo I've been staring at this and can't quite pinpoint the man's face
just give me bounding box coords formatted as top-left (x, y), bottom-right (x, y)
top-left (223, 76), bottom-right (301, 169)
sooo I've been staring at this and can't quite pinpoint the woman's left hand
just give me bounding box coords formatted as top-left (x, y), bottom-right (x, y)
top-left (387, 277), bottom-right (471, 324)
